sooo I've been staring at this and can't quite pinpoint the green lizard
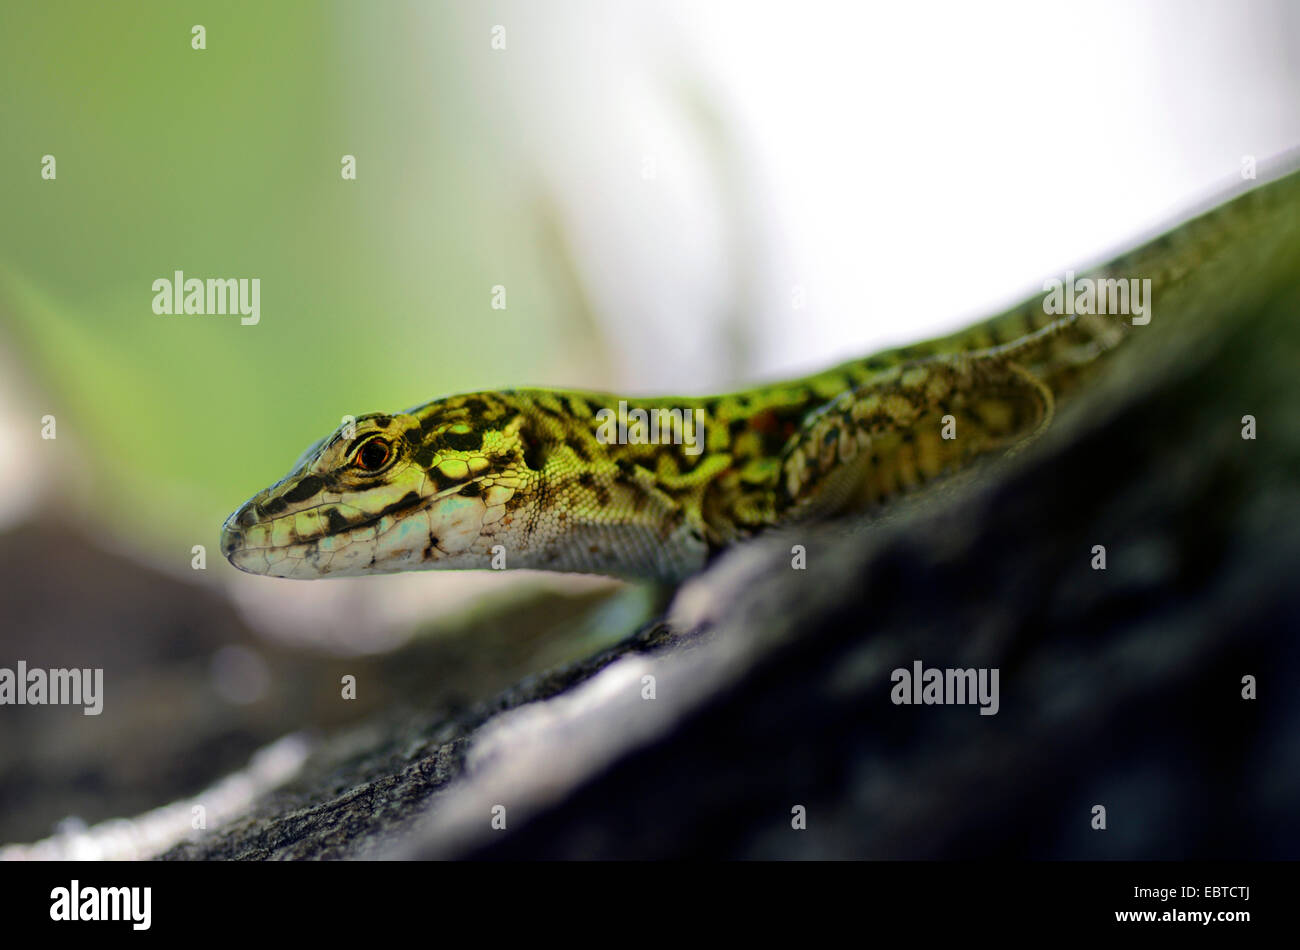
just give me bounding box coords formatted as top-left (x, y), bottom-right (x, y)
top-left (222, 165), bottom-right (1299, 582)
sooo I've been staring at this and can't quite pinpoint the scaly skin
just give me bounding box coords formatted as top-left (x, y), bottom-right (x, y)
top-left (222, 165), bottom-right (1300, 582)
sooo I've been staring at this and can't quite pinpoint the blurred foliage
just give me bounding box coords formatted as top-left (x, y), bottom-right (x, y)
top-left (0, 1), bottom-right (591, 552)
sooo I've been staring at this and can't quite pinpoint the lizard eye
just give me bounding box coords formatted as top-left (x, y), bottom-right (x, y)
top-left (354, 437), bottom-right (392, 472)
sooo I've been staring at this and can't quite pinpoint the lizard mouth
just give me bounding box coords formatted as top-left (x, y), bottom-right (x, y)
top-left (221, 475), bottom-right (503, 578)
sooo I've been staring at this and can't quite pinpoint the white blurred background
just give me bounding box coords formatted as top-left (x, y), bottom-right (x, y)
top-left (490, 0), bottom-right (1300, 390)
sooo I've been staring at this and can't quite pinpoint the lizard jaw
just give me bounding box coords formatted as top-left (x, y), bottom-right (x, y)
top-left (220, 475), bottom-right (519, 578)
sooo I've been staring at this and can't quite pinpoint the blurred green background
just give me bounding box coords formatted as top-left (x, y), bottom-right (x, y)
top-left (1, 0), bottom-right (606, 557)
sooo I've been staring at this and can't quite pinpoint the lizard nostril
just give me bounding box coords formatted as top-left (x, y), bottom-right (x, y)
top-left (220, 524), bottom-right (243, 556)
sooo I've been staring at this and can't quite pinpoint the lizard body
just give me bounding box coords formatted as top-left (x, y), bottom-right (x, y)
top-left (221, 166), bottom-right (1299, 581)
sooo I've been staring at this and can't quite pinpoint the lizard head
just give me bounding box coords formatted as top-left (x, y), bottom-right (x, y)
top-left (221, 397), bottom-right (535, 578)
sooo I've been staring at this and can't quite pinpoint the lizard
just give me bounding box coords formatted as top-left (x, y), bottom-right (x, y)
top-left (221, 163), bottom-right (1300, 583)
